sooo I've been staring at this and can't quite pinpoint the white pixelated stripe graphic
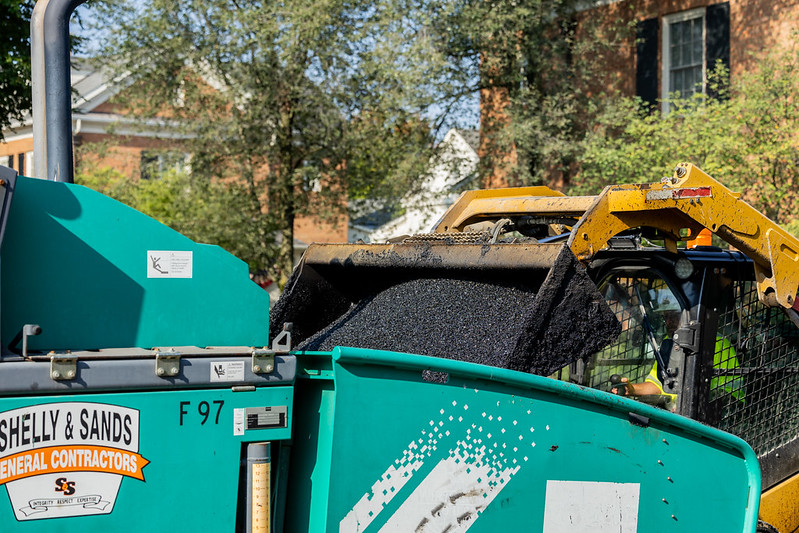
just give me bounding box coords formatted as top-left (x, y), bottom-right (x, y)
top-left (339, 441), bottom-right (426, 532)
top-left (378, 443), bottom-right (520, 532)
top-left (340, 399), bottom-right (535, 532)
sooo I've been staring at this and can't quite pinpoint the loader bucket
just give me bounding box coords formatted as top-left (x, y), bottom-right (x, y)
top-left (271, 241), bottom-right (620, 376)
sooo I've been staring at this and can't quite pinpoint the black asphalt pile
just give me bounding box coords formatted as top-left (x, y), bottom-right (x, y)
top-left (296, 247), bottom-right (620, 376)
top-left (299, 277), bottom-right (540, 367)
top-left (504, 245), bottom-right (622, 374)
top-left (269, 264), bottom-right (352, 347)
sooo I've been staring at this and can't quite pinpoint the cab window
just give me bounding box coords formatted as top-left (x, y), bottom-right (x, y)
top-left (552, 270), bottom-right (683, 409)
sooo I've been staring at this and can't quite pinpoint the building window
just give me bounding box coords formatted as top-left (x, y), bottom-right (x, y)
top-left (636, 3), bottom-right (729, 113)
top-left (663, 9), bottom-right (705, 103)
top-left (140, 150), bottom-right (190, 180)
top-left (662, 8), bottom-right (706, 113)
top-left (16, 153), bottom-right (25, 175)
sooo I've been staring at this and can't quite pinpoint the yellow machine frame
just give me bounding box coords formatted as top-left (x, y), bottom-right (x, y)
top-left (434, 163), bottom-right (799, 310)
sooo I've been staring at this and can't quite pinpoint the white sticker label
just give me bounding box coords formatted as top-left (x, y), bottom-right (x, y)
top-left (0, 403), bottom-right (149, 521)
top-left (543, 480), bottom-right (640, 533)
top-left (147, 250), bottom-right (193, 278)
top-left (233, 408), bottom-right (245, 436)
top-left (210, 361), bottom-right (246, 382)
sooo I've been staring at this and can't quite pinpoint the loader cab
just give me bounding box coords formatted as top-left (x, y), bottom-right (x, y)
top-left (587, 268), bottom-right (685, 410)
top-left (549, 250), bottom-right (698, 413)
top-left (564, 249), bottom-right (758, 419)
top-left (554, 245), bottom-right (799, 491)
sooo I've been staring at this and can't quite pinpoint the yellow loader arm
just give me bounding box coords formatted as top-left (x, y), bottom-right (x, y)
top-left (434, 163), bottom-right (799, 309)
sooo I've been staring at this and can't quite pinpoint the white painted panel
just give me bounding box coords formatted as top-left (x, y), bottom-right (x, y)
top-left (543, 480), bottom-right (640, 533)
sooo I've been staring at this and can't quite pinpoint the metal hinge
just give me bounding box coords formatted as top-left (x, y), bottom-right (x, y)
top-left (50, 353), bottom-right (77, 381)
top-left (154, 348), bottom-right (181, 378)
top-left (251, 348), bottom-right (275, 374)
top-left (252, 323), bottom-right (293, 375)
top-left (673, 321), bottom-right (701, 353)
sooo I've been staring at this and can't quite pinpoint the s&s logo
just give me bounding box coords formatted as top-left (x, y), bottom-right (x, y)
top-left (55, 477), bottom-right (76, 496)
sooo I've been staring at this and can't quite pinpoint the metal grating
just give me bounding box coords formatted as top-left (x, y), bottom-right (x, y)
top-left (587, 293), bottom-right (653, 392)
top-left (583, 274), bottom-right (677, 393)
top-left (551, 273), bottom-right (678, 393)
top-left (401, 231), bottom-right (491, 244)
top-left (710, 281), bottom-right (799, 456)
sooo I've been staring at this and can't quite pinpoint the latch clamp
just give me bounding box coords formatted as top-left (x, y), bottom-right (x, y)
top-left (50, 353), bottom-right (77, 381)
top-left (251, 349), bottom-right (275, 374)
top-left (673, 321), bottom-right (701, 353)
top-left (155, 348), bottom-right (181, 377)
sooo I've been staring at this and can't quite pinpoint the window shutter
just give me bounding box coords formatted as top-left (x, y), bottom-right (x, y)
top-left (636, 18), bottom-right (659, 109)
top-left (706, 2), bottom-right (730, 98)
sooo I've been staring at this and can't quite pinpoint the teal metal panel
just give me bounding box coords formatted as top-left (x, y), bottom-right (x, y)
top-left (285, 378), bottom-right (336, 533)
top-left (0, 386), bottom-right (292, 529)
top-left (293, 348), bottom-right (759, 532)
top-left (1, 176), bottom-right (269, 351)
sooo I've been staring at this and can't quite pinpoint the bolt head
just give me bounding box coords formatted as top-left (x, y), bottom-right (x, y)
top-left (52, 371), bottom-right (61, 379)
top-left (170, 367), bottom-right (179, 376)
top-left (67, 370), bottom-right (75, 378)
top-left (253, 365), bottom-right (261, 373)
top-left (157, 367), bottom-right (165, 376)
top-left (265, 365), bottom-right (273, 373)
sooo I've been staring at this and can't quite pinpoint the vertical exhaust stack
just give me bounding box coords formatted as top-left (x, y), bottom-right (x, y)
top-left (30, 0), bottom-right (50, 179)
top-left (30, 0), bottom-right (87, 182)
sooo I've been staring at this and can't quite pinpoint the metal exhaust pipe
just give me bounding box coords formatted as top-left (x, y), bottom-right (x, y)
top-left (30, 0), bottom-right (87, 182)
top-left (30, 0), bottom-right (51, 179)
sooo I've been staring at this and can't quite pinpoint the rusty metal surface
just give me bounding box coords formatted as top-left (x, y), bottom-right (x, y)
top-left (400, 231), bottom-right (491, 244)
top-left (438, 195), bottom-right (595, 232)
top-left (760, 470), bottom-right (799, 533)
top-left (302, 242), bottom-right (565, 271)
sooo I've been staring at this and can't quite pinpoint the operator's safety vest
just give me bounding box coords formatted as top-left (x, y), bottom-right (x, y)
top-left (712, 336), bottom-right (744, 401)
top-left (645, 365), bottom-right (678, 401)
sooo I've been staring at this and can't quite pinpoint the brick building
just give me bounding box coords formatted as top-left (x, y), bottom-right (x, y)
top-left (600, 0), bottom-right (799, 111)
top-left (480, 0), bottom-right (799, 185)
top-left (0, 59), bottom-right (176, 179)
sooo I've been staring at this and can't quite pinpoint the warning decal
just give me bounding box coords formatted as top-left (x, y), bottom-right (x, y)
top-left (0, 403), bottom-right (149, 521)
top-left (147, 250), bottom-right (193, 278)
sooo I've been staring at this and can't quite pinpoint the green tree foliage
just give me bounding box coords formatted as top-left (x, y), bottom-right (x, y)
top-left (0, 1), bottom-right (84, 141)
top-left (575, 38), bottom-right (799, 231)
top-left (0, 0), bottom-right (34, 140)
top-left (433, 0), bottom-right (632, 187)
top-left (87, 0), bottom-right (472, 282)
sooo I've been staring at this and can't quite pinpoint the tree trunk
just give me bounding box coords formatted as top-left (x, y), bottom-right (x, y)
top-left (277, 218), bottom-right (294, 289)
